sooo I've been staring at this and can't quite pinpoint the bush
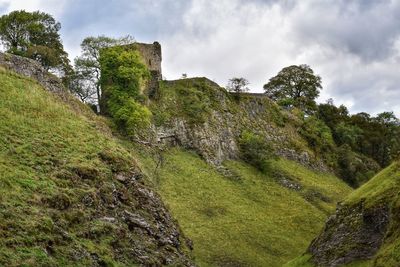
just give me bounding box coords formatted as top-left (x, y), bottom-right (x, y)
top-left (238, 130), bottom-right (275, 171)
top-left (111, 97), bottom-right (152, 136)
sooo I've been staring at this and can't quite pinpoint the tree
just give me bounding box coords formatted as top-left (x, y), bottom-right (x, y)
top-left (226, 77), bottom-right (249, 101)
top-left (73, 35), bottom-right (134, 110)
top-left (0, 10), bottom-right (70, 73)
top-left (374, 112), bottom-right (400, 166)
top-left (264, 64), bottom-right (322, 113)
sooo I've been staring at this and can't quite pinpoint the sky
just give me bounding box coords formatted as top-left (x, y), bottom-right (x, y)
top-left (1, 0), bottom-right (400, 116)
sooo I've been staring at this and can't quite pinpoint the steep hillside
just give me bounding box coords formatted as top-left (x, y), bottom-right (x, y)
top-left (0, 60), bottom-right (193, 265)
top-left (132, 145), bottom-right (351, 266)
top-left (286, 161), bottom-right (400, 267)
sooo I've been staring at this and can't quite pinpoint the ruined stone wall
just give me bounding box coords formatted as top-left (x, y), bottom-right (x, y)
top-left (133, 42), bottom-right (162, 78)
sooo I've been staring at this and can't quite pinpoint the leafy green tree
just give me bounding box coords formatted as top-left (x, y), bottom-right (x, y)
top-left (0, 10), bottom-right (70, 73)
top-left (347, 111), bottom-right (400, 167)
top-left (374, 112), bottom-right (400, 166)
top-left (100, 46), bottom-right (151, 137)
top-left (318, 101), bottom-right (349, 130)
top-left (226, 77), bottom-right (249, 101)
top-left (264, 64), bottom-right (322, 113)
top-left (375, 111), bottom-right (399, 126)
top-left (73, 35), bottom-right (134, 109)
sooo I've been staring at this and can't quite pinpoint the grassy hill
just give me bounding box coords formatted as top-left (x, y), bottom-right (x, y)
top-left (285, 161), bottom-right (400, 267)
top-left (133, 146), bottom-right (351, 266)
top-left (0, 68), bottom-right (192, 266)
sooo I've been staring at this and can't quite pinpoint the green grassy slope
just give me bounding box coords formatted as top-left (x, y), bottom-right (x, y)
top-left (286, 161), bottom-right (400, 267)
top-left (133, 146), bottom-right (351, 266)
top-left (0, 69), bottom-right (192, 266)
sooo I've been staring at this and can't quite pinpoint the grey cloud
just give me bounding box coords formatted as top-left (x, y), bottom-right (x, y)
top-left (326, 65), bottom-right (400, 115)
top-left (290, 0), bottom-right (400, 62)
top-left (61, 0), bottom-right (189, 38)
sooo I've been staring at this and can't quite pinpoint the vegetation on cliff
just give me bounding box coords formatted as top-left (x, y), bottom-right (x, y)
top-left (1, 8), bottom-right (399, 267)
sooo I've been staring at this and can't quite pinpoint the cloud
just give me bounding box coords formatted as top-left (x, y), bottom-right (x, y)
top-left (286, 0), bottom-right (400, 115)
top-left (290, 0), bottom-right (400, 62)
top-left (0, 0), bottom-right (399, 116)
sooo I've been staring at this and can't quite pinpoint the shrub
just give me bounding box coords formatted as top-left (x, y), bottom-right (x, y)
top-left (238, 130), bottom-right (275, 172)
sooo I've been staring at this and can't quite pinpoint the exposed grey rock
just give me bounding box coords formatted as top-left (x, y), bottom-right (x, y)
top-left (308, 202), bottom-right (389, 266)
top-left (100, 216), bottom-right (117, 223)
top-left (278, 177), bottom-right (302, 191)
top-left (123, 210), bottom-right (152, 232)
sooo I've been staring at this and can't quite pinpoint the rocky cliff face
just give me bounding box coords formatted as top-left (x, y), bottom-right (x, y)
top-left (153, 78), bottom-right (328, 171)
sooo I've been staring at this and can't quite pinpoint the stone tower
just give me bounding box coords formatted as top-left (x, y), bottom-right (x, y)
top-left (134, 42), bottom-right (162, 79)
